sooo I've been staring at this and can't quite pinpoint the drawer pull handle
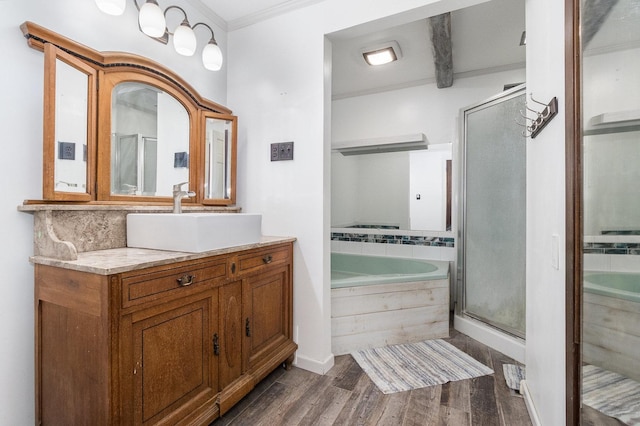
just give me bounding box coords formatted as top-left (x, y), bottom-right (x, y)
top-left (231, 262), bottom-right (236, 274)
top-left (263, 255), bottom-right (273, 264)
top-left (177, 274), bottom-right (195, 287)
top-left (213, 333), bottom-right (220, 356)
top-left (245, 318), bottom-right (251, 337)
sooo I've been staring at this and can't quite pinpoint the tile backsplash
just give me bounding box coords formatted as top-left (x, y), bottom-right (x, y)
top-left (331, 230), bottom-right (454, 247)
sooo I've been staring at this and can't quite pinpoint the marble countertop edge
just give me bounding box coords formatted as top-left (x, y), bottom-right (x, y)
top-left (30, 236), bottom-right (296, 275)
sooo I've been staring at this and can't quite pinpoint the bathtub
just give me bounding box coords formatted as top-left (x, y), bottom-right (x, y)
top-left (583, 271), bottom-right (640, 382)
top-left (331, 253), bottom-right (450, 355)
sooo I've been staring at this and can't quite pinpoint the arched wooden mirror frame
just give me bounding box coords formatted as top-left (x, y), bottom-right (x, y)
top-left (21, 21), bottom-right (237, 206)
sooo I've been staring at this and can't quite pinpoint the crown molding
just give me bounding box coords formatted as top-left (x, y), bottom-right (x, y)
top-left (227, 0), bottom-right (326, 31)
top-left (187, 0), bottom-right (228, 32)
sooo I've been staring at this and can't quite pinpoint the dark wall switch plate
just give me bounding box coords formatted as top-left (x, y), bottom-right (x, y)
top-left (58, 141), bottom-right (76, 160)
top-left (271, 142), bottom-right (294, 161)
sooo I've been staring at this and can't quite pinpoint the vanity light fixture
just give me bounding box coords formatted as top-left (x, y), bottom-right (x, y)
top-left (138, 0), bottom-right (166, 38)
top-left (195, 23), bottom-right (224, 71)
top-left (95, 0), bottom-right (223, 70)
top-left (95, 0), bottom-right (126, 16)
top-left (166, 6), bottom-right (196, 56)
top-left (362, 41), bottom-right (402, 66)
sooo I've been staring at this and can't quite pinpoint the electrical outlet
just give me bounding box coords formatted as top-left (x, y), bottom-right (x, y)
top-left (270, 142), bottom-right (294, 161)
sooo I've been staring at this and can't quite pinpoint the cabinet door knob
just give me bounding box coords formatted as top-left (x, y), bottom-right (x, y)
top-left (262, 255), bottom-right (272, 264)
top-left (177, 274), bottom-right (195, 286)
top-left (245, 318), bottom-right (251, 337)
top-left (213, 333), bottom-right (220, 356)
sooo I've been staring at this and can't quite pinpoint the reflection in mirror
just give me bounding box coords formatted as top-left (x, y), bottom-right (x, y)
top-left (580, 0), bottom-right (640, 422)
top-left (204, 116), bottom-right (233, 200)
top-left (331, 145), bottom-right (452, 232)
top-left (54, 58), bottom-right (90, 194)
top-left (111, 82), bottom-right (189, 197)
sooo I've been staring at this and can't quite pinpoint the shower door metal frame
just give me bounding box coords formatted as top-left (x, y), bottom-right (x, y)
top-left (457, 83), bottom-right (527, 339)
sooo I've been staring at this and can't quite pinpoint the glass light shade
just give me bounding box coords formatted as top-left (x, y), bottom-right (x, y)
top-left (363, 47), bottom-right (397, 66)
top-left (95, 0), bottom-right (125, 15)
top-left (138, 1), bottom-right (166, 38)
top-left (202, 42), bottom-right (223, 71)
top-left (173, 24), bottom-right (197, 56)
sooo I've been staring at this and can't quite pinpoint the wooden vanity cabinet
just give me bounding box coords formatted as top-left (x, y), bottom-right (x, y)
top-left (35, 242), bottom-right (296, 425)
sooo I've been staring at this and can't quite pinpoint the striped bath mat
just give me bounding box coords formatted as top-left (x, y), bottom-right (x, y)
top-left (583, 364), bottom-right (640, 425)
top-left (503, 364), bottom-right (526, 392)
top-left (351, 339), bottom-right (494, 394)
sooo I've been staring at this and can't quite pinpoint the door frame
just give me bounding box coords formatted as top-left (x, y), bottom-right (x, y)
top-left (565, 0), bottom-right (582, 424)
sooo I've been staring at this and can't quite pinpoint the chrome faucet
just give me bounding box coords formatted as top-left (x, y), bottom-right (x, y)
top-left (172, 182), bottom-right (196, 214)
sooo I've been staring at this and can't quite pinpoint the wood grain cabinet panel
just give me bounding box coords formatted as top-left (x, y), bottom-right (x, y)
top-left (35, 241), bottom-right (296, 425)
top-left (130, 296), bottom-right (217, 425)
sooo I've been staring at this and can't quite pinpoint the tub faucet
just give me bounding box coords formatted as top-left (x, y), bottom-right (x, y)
top-left (172, 182), bottom-right (196, 214)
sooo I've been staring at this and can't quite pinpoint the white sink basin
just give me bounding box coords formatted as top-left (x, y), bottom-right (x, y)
top-left (126, 213), bottom-right (262, 253)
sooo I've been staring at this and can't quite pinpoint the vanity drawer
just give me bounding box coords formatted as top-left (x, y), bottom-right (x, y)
top-left (235, 245), bottom-right (291, 277)
top-left (121, 259), bottom-right (227, 308)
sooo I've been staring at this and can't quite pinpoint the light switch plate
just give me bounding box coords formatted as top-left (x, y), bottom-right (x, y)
top-left (270, 142), bottom-right (294, 161)
top-left (551, 234), bottom-right (559, 270)
top-left (58, 141), bottom-right (76, 160)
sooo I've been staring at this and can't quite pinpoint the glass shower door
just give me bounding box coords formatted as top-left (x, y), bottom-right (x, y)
top-left (460, 87), bottom-right (526, 337)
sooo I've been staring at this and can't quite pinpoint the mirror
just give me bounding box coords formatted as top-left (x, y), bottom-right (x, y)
top-left (43, 44), bottom-right (96, 201)
top-left (23, 21), bottom-right (236, 205)
top-left (331, 145), bottom-right (452, 231)
top-left (203, 114), bottom-right (237, 201)
top-left (584, 129), bottom-right (640, 236)
top-left (111, 82), bottom-right (190, 197)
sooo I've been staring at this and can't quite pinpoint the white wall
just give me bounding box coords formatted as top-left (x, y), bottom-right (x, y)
top-left (332, 151), bottom-right (411, 229)
top-left (228, 0), bottom-right (490, 374)
top-left (0, 0), bottom-right (227, 422)
top-left (332, 69), bottom-right (525, 145)
top-left (582, 47), bottom-right (640, 236)
top-left (523, 0), bottom-right (568, 424)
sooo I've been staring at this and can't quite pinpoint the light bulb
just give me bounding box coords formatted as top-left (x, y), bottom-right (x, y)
top-left (95, 0), bottom-right (125, 15)
top-left (173, 23), bottom-right (196, 56)
top-left (202, 42), bottom-right (223, 71)
top-left (139, 0), bottom-right (166, 38)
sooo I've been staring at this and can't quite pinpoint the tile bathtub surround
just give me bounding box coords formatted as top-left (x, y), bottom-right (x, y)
top-left (331, 232), bottom-right (455, 247)
top-left (584, 231), bottom-right (640, 255)
top-left (583, 242), bottom-right (640, 255)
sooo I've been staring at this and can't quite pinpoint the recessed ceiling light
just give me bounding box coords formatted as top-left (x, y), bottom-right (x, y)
top-left (362, 41), bottom-right (402, 66)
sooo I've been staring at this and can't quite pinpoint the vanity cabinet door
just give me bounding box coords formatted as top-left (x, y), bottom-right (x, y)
top-left (218, 280), bottom-right (243, 388)
top-left (242, 265), bottom-right (293, 374)
top-left (216, 280), bottom-right (254, 415)
top-left (128, 292), bottom-right (218, 425)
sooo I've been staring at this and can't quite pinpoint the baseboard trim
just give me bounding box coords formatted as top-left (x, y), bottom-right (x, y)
top-left (293, 352), bottom-right (335, 375)
top-left (521, 379), bottom-right (542, 426)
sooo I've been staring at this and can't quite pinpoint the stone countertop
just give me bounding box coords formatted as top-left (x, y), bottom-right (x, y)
top-left (31, 236), bottom-right (296, 275)
top-left (18, 204), bottom-right (241, 212)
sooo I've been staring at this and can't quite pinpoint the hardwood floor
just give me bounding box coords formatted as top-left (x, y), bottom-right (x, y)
top-left (211, 329), bottom-right (533, 425)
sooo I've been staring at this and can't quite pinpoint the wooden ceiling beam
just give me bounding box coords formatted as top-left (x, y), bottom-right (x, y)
top-left (427, 13), bottom-right (453, 89)
top-left (582, 0), bottom-right (620, 47)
